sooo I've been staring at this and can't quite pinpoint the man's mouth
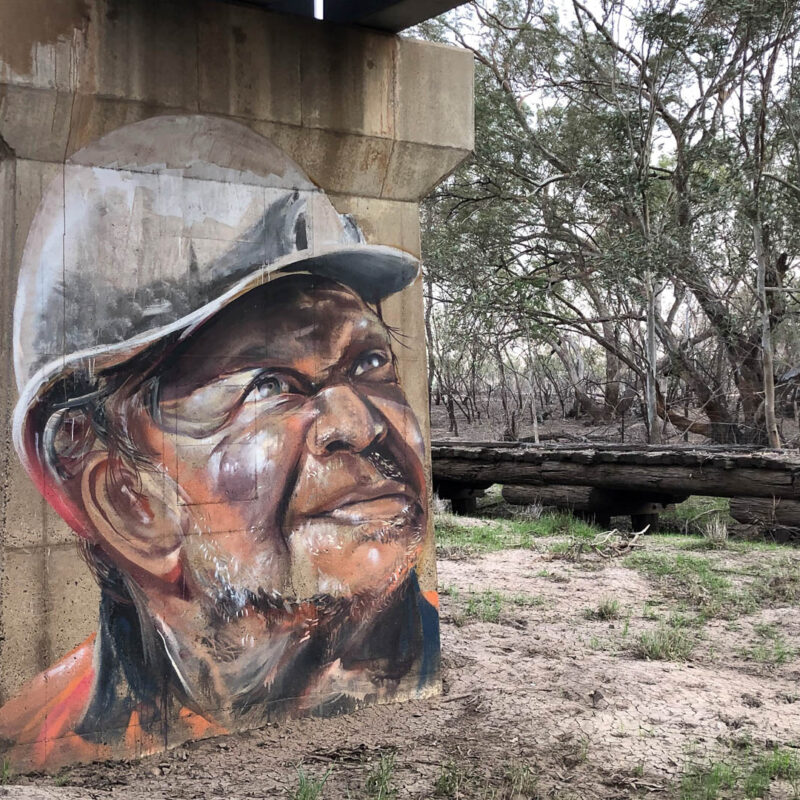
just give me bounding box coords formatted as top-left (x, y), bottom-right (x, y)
top-left (296, 479), bottom-right (417, 522)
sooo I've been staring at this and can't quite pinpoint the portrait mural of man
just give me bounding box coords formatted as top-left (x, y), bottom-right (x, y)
top-left (0, 116), bottom-right (439, 770)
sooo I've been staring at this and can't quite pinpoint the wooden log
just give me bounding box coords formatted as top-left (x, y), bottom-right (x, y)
top-left (502, 484), bottom-right (682, 515)
top-left (729, 497), bottom-right (800, 527)
top-left (432, 446), bottom-right (800, 499)
top-left (503, 484), bottom-right (600, 510)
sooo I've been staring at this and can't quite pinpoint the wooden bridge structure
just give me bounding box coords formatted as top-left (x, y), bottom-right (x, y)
top-left (431, 440), bottom-right (800, 532)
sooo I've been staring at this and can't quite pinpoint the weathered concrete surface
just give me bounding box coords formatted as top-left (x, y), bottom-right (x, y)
top-left (0, 0), bottom-right (474, 197)
top-left (0, 0), bottom-right (474, 764)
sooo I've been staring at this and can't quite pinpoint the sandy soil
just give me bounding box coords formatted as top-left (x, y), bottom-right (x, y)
top-left (7, 533), bottom-right (800, 800)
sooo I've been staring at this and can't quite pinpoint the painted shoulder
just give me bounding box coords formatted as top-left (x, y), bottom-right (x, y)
top-left (0, 635), bottom-right (97, 769)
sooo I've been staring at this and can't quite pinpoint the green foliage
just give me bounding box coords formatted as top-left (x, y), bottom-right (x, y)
top-left (448, 587), bottom-right (545, 627)
top-left (750, 564), bottom-right (800, 606)
top-left (432, 759), bottom-right (540, 799)
top-left (624, 551), bottom-right (753, 618)
top-left (418, 0), bottom-right (800, 444)
top-left (510, 592), bottom-right (546, 608)
top-left (0, 760), bottom-right (11, 785)
top-left (629, 540), bottom-right (800, 624)
top-left (501, 761), bottom-right (540, 798)
top-left (675, 749), bottom-right (800, 799)
top-left (434, 761), bottom-right (468, 797)
top-left (739, 623), bottom-right (796, 665)
top-left (660, 498), bottom-right (734, 538)
top-left (466, 589), bottom-right (505, 623)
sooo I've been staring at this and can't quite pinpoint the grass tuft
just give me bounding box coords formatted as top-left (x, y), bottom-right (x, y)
top-left (434, 760), bottom-right (469, 797)
top-left (510, 592), bottom-right (546, 608)
top-left (432, 759), bottom-right (539, 799)
top-left (743, 748), bottom-right (800, 798)
top-left (511, 502), bottom-right (544, 522)
top-left (292, 768), bottom-right (331, 800)
top-left (703, 517), bottom-right (729, 549)
top-left (680, 761), bottom-right (736, 800)
top-left (584, 597), bottom-right (622, 621)
top-left (365, 753), bottom-right (397, 800)
top-left (435, 511), bottom-right (598, 558)
top-left (624, 551), bottom-right (752, 619)
top-left (739, 623), bottom-right (796, 665)
top-left (660, 496), bottom-right (734, 537)
top-left (633, 623), bottom-right (695, 661)
top-left (449, 587), bottom-right (549, 626)
top-left (502, 760), bottom-right (540, 798)
top-left (464, 590), bottom-right (504, 623)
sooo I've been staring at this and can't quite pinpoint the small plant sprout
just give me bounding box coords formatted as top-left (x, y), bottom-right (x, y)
top-left (292, 767), bottom-right (331, 800)
top-left (365, 753), bottom-right (397, 800)
top-left (465, 590), bottom-right (504, 623)
top-left (434, 760), bottom-right (469, 797)
top-left (584, 597), bottom-right (622, 620)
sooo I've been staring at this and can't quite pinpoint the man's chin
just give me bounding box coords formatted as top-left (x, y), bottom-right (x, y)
top-left (203, 542), bottom-right (420, 632)
top-left (239, 578), bottom-right (407, 626)
top-left (286, 506), bottom-right (425, 598)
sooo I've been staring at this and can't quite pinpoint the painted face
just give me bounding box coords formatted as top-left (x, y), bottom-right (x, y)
top-left (121, 275), bottom-right (427, 711)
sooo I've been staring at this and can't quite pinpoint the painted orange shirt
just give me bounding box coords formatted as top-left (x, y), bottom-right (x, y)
top-left (0, 635), bottom-right (226, 771)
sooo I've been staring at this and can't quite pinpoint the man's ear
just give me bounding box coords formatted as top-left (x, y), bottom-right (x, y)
top-left (80, 452), bottom-right (185, 583)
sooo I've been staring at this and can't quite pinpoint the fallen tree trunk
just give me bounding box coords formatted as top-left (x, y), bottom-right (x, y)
top-left (432, 443), bottom-right (800, 500)
top-left (729, 497), bottom-right (800, 527)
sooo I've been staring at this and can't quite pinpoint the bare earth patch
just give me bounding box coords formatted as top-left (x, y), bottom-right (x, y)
top-left (7, 532), bottom-right (800, 799)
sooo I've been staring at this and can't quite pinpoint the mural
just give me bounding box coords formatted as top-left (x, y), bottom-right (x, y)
top-left (0, 116), bottom-right (439, 770)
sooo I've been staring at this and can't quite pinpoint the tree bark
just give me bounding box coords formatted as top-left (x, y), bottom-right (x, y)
top-left (754, 218), bottom-right (781, 448)
top-left (432, 444), bottom-right (800, 499)
top-left (646, 277), bottom-right (662, 444)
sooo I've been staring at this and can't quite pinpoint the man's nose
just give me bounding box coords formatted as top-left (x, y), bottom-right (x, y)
top-left (307, 384), bottom-right (387, 456)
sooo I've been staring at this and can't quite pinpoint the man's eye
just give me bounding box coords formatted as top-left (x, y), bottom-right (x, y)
top-left (252, 374), bottom-right (294, 400)
top-left (352, 351), bottom-right (389, 377)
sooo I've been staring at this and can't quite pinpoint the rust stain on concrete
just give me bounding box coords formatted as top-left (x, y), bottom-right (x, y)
top-left (0, 0), bottom-right (90, 76)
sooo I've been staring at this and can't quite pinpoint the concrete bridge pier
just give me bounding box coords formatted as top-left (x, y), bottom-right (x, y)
top-left (0, 0), bottom-right (473, 770)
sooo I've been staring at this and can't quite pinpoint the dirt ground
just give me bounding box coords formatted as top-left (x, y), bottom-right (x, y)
top-left (7, 508), bottom-right (800, 800)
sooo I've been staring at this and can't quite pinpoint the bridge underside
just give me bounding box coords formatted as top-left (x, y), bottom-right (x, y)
top-left (226, 0), bottom-right (466, 31)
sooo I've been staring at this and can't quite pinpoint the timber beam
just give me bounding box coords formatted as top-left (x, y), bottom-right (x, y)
top-left (431, 441), bottom-right (800, 501)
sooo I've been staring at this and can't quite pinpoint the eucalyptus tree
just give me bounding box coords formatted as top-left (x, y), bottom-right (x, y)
top-left (419, 0), bottom-right (800, 444)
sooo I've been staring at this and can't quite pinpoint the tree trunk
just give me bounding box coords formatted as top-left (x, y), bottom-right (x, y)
top-left (753, 216), bottom-right (781, 449)
top-left (646, 277), bottom-right (661, 444)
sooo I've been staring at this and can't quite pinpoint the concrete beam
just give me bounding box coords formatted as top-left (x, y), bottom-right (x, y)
top-left (0, 1), bottom-right (474, 201)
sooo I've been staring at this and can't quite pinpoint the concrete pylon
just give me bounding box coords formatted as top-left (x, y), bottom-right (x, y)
top-left (0, 0), bottom-right (473, 771)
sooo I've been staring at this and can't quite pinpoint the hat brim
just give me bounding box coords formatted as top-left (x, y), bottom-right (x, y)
top-left (13, 243), bottom-right (419, 467)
